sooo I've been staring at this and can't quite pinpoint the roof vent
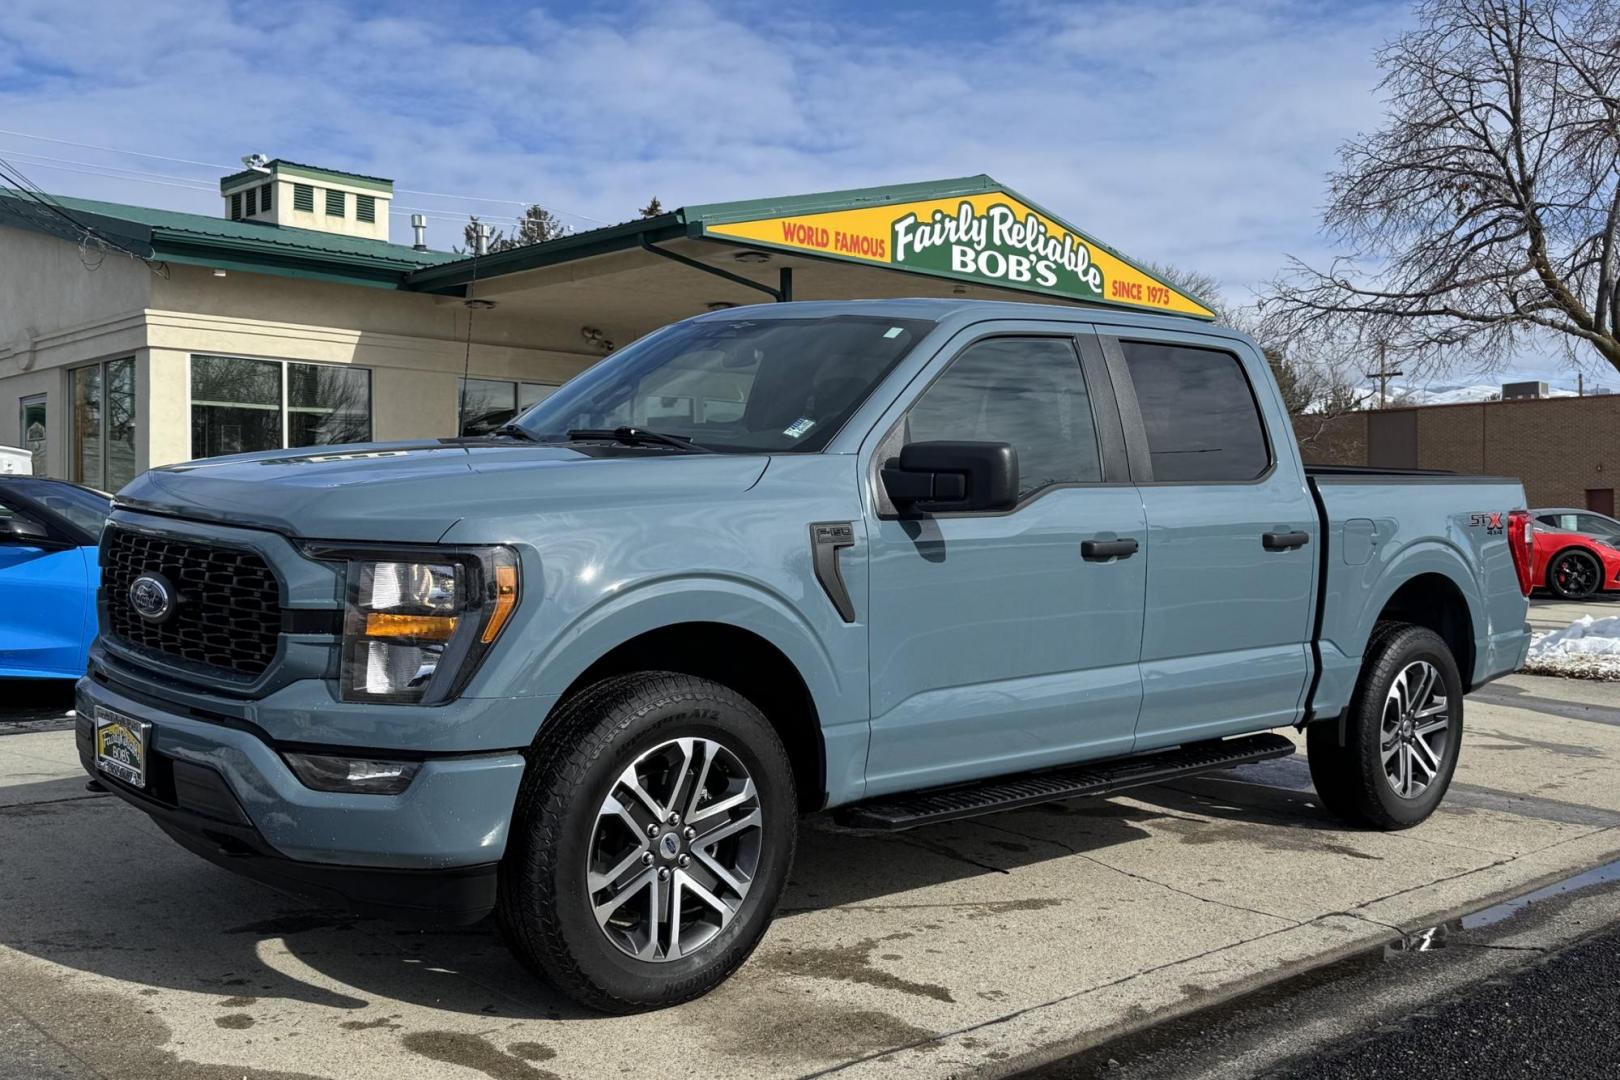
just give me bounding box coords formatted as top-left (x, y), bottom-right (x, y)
top-left (218, 159), bottom-right (393, 241)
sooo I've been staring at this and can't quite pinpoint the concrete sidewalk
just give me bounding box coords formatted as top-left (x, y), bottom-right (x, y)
top-left (2, 670), bottom-right (1618, 1080)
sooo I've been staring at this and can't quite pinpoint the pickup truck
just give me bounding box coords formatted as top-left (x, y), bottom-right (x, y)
top-left (77, 298), bottom-right (1535, 1012)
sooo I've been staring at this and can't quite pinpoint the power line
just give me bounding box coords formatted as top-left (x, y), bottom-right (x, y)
top-left (0, 128), bottom-right (611, 225)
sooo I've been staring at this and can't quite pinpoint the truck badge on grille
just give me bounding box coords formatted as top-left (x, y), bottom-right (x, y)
top-left (128, 573), bottom-right (175, 623)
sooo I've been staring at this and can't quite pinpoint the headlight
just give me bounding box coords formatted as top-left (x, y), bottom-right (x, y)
top-left (303, 543), bottom-right (520, 704)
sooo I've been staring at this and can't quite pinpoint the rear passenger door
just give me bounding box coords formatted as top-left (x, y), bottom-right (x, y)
top-left (1101, 330), bottom-right (1317, 749)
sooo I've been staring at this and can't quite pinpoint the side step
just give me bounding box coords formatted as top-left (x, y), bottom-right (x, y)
top-left (835, 733), bottom-right (1295, 831)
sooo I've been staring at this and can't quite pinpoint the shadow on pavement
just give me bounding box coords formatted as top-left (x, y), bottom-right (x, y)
top-left (0, 767), bottom-right (1305, 1021)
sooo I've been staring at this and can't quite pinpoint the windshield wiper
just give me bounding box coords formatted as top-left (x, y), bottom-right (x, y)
top-left (490, 424), bottom-right (542, 442)
top-left (566, 427), bottom-right (715, 453)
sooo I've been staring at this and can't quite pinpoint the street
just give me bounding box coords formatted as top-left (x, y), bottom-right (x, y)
top-left (1, 597), bottom-right (1617, 1079)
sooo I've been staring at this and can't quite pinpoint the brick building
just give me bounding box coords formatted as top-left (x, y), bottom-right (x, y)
top-left (1297, 395), bottom-right (1619, 513)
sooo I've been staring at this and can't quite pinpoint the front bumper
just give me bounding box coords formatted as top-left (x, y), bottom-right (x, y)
top-left (77, 675), bottom-right (528, 923)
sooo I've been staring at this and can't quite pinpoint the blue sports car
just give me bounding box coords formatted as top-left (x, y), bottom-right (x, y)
top-left (0, 477), bottom-right (111, 680)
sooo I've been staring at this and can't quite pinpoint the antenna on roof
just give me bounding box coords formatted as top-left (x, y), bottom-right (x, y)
top-left (240, 153), bottom-right (271, 173)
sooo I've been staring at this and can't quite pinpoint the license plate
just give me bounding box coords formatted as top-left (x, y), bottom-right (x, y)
top-left (94, 706), bottom-right (151, 789)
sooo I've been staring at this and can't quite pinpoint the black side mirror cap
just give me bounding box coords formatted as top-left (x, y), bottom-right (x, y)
top-left (881, 441), bottom-right (1019, 516)
top-left (0, 516), bottom-right (66, 548)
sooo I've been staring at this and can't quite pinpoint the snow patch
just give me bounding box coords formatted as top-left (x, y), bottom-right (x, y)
top-left (1523, 615), bottom-right (1620, 680)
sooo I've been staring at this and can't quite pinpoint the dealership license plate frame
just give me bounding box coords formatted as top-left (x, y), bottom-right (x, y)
top-left (94, 705), bottom-right (151, 789)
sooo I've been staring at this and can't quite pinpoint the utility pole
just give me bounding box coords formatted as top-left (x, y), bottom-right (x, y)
top-left (1578, 372), bottom-right (1585, 397)
top-left (1366, 342), bottom-right (1404, 408)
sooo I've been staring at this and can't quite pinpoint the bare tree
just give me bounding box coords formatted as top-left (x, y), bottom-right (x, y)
top-left (1265, 0), bottom-right (1620, 378)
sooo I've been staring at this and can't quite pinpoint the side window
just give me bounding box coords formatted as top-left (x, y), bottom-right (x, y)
top-left (906, 336), bottom-right (1101, 502)
top-left (1120, 341), bottom-right (1269, 482)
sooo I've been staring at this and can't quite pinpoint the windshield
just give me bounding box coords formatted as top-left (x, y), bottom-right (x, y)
top-left (509, 314), bottom-right (936, 453)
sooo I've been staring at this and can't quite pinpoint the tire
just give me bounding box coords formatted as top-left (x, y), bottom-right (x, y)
top-left (1306, 622), bottom-right (1463, 830)
top-left (1547, 549), bottom-right (1602, 600)
top-left (497, 672), bottom-right (797, 1013)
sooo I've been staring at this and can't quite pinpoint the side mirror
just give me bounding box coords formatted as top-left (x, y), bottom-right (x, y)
top-left (0, 516), bottom-right (65, 548)
top-left (881, 441), bottom-right (1019, 516)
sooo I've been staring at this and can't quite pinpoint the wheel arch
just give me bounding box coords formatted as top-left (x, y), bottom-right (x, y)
top-left (555, 621), bottom-right (828, 813)
top-left (1373, 572), bottom-right (1476, 690)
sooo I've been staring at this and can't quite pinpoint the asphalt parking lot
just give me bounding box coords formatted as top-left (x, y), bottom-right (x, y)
top-left (2, 596), bottom-right (1617, 1080)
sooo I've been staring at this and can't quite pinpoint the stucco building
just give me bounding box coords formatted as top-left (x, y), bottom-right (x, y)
top-left (1, 167), bottom-right (1213, 489)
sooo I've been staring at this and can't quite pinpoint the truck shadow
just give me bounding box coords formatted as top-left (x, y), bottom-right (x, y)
top-left (0, 762), bottom-right (1325, 1023)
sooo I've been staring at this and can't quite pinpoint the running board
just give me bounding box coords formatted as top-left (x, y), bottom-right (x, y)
top-left (835, 733), bottom-right (1295, 831)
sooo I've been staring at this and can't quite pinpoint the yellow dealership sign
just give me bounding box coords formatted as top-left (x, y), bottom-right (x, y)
top-left (700, 185), bottom-right (1215, 319)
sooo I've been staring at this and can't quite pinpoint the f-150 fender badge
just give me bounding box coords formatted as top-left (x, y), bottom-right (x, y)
top-left (809, 521), bottom-right (857, 623)
top-left (1468, 512), bottom-right (1505, 534)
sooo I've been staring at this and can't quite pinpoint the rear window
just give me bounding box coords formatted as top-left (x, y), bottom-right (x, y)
top-left (1120, 341), bottom-right (1270, 482)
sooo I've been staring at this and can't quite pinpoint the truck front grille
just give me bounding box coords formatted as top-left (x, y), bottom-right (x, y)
top-left (103, 526), bottom-right (283, 677)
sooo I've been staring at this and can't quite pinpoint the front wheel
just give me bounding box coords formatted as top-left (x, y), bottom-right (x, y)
top-left (1547, 549), bottom-right (1601, 600)
top-left (497, 672), bottom-right (797, 1013)
top-left (1307, 623), bottom-right (1463, 830)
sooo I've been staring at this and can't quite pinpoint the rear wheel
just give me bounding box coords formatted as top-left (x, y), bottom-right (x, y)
top-left (1307, 623), bottom-right (1463, 830)
top-left (497, 672), bottom-right (797, 1013)
top-left (1547, 549), bottom-right (1601, 600)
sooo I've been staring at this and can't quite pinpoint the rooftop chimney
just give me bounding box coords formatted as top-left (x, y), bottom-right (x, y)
top-left (219, 159), bottom-right (394, 242)
top-left (411, 213), bottom-right (428, 251)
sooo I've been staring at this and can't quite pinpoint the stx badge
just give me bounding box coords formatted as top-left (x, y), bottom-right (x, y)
top-left (1468, 512), bottom-right (1505, 534)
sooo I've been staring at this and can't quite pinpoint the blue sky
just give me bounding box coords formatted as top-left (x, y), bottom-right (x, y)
top-left (0, 0), bottom-right (1602, 390)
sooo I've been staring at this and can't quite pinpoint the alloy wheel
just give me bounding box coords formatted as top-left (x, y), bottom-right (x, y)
top-left (587, 737), bottom-right (763, 962)
top-left (1380, 660), bottom-right (1451, 799)
top-left (1553, 552), bottom-right (1598, 597)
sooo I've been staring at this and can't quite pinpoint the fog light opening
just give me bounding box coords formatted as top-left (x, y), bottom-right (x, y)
top-left (284, 752), bottom-right (422, 795)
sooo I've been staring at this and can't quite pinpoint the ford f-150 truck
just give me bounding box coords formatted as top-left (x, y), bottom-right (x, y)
top-left (78, 298), bottom-right (1535, 1012)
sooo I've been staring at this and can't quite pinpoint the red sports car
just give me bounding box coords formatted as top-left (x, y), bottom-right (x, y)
top-left (1530, 508), bottom-right (1620, 600)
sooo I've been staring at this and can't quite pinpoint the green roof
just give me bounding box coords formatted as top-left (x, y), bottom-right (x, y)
top-left (219, 159), bottom-right (394, 194)
top-left (0, 189), bottom-right (454, 288)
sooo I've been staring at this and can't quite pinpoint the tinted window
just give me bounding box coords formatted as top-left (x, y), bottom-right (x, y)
top-left (906, 337), bottom-right (1100, 501)
top-left (1121, 342), bottom-right (1269, 482)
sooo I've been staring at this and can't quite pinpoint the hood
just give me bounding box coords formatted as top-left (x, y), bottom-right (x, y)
top-left (117, 440), bottom-right (771, 542)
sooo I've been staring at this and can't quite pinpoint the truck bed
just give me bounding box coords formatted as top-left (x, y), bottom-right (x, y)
top-left (1304, 469), bottom-right (1531, 722)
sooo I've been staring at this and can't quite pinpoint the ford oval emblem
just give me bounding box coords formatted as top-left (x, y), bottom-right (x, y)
top-left (128, 574), bottom-right (174, 623)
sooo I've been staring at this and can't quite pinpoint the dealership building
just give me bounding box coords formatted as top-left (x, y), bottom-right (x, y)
top-left (0, 163), bottom-right (1212, 488)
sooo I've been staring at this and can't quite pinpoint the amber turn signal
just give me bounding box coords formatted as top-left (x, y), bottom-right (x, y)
top-left (481, 562), bottom-right (519, 644)
top-left (363, 612), bottom-right (459, 641)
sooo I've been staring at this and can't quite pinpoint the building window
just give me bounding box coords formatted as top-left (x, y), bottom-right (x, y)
top-left (325, 189), bottom-right (345, 217)
top-left (244, 186), bottom-right (256, 215)
top-left (19, 394), bottom-right (46, 476)
top-left (356, 194), bottom-right (375, 223)
top-left (458, 378), bottom-right (557, 436)
top-left (71, 358), bottom-right (136, 491)
top-left (191, 356), bottom-right (371, 459)
top-left (260, 183), bottom-right (273, 213)
top-left (294, 183), bottom-right (314, 212)
top-left (230, 192), bottom-right (242, 219)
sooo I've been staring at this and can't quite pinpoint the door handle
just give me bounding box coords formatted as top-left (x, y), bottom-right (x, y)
top-left (1081, 538), bottom-right (1139, 561)
top-left (1262, 531), bottom-right (1310, 551)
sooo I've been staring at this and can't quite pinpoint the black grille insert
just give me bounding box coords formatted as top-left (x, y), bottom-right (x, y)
top-left (104, 526), bottom-right (282, 677)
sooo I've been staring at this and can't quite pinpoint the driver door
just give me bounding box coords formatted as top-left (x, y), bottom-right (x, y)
top-left (861, 325), bottom-right (1147, 796)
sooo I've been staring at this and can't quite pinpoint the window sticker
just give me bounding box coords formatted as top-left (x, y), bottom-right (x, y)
top-left (884, 326), bottom-right (905, 339)
top-left (782, 417), bottom-right (817, 439)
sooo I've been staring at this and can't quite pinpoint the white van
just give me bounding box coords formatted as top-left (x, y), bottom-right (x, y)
top-left (0, 446), bottom-right (32, 475)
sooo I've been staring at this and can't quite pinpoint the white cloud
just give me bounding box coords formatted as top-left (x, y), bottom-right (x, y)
top-left (0, 0), bottom-right (1593, 385)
